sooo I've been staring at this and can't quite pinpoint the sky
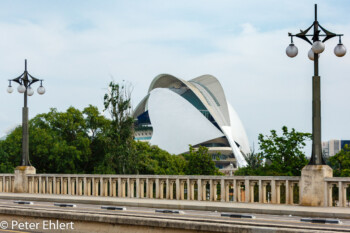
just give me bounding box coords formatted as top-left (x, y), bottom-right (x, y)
top-left (0, 0), bottom-right (349, 155)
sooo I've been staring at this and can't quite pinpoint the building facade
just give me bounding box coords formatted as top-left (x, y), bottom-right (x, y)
top-left (133, 74), bottom-right (250, 169)
top-left (322, 139), bottom-right (350, 157)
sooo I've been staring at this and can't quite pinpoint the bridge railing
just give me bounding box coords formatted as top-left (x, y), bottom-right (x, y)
top-left (325, 177), bottom-right (350, 207)
top-left (0, 174), bottom-right (15, 193)
top-left (23, 174), bottom-right (303, 204)
top-left (1, 173), bottom-right (348, 207)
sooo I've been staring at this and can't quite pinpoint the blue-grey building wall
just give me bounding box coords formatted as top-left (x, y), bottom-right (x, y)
top-left (341, 140), bottom-right (350, 149)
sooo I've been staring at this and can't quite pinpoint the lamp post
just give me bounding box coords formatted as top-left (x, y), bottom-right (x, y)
top-left (286, 4), bottom-right (346, 165)
top-left (7, 59), bottom-right (45, 166)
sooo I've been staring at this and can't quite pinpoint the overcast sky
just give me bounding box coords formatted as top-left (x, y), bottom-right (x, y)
top-left (0, 0), bottom-right (349, 155)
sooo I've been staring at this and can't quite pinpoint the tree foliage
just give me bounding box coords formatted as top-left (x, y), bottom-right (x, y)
top-left (134, 141), bottom-right (186, 175)
top-left (0, 106), bottom-right (108, 174)
top-left (183, 146), bottom-right (222, 175)
top-left (329, 144), bottom-right (350, 177)
top-left (101, 81), bottom-right (136, 174)
top-left (0, 145), bottom-right (14, 173)
top-left (258, 126), bottom-right (311, 176)
top-left (235, 126), bottom-right (311, 176)
top-left (234, 149), bottom-right (263, 176)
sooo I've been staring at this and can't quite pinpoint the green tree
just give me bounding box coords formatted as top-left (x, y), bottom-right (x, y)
top-left (0, 126), bottom-right (22, 172)
top-left (235, 126), bottom-right (311, 176)
top-left (0, 141), bottom-right (16, 173)
top-left (134, 141), bottom-right (186, 175)
top-left (0, 106), bottom-right (110, 174)
top-left (244, 148), bottom-right (263, 169)
top-left (29, 107), bottom-right (92, 173)
top-left (183, 145), bottom-right (222, 175)
top-left (259, 126), bottom-right (311, 176)
top-left (102, 81), bottom-right (136, 174)
top-left (82, 105), bottom-right (110, 173)
top-left (329, 144), bottom-right (350, 177)
top-left (234, 149), bottom-right (263, 176)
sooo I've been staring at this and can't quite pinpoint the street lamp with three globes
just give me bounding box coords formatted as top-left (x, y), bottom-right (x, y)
top-left (285, 4), bottom-right (346, 165)
top-left (6, 59), bottom-right (45, 166)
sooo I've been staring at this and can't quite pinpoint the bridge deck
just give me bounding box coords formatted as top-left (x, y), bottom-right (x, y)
top-left (0, 192), bottom-right (348, 219)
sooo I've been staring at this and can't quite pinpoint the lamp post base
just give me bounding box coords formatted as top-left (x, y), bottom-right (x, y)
top-left (300, 165), bottom-right (332, 206)
top-left (14, 166), bottom-right (36, 193)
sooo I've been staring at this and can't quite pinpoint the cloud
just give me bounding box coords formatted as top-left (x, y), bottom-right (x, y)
top-left (0, 1), bottom-right (349, 157)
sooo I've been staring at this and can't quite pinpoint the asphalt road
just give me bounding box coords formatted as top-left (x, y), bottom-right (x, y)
top-left (0, 198), bottom-right (349, 232)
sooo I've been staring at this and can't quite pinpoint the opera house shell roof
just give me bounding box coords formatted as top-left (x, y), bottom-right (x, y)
top-left (133, 74), bottom-right (250, 168)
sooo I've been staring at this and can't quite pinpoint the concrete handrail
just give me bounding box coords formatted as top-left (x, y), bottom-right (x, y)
top-left (2, 173), bottom-right (349, 208)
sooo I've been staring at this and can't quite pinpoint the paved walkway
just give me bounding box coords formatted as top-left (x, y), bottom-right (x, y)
top-left (0, 193), bottom-right (349, 219)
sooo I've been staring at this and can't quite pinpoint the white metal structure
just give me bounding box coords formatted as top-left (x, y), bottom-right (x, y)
top-left (133, 74), bottom-right (250, 168)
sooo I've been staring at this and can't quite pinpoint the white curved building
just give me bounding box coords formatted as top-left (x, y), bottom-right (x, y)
top-left (133, 74), bottom-right (250, 168)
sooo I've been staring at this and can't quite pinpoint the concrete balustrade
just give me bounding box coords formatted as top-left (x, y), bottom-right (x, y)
top-left (1, 173), bottom-right (349, 207)
top-left (22, 175), bottom-right (302, 203)
top-left (325, 177), bottom-right (350, 207)
top-left (0, 174), bottom-right (14, 193)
